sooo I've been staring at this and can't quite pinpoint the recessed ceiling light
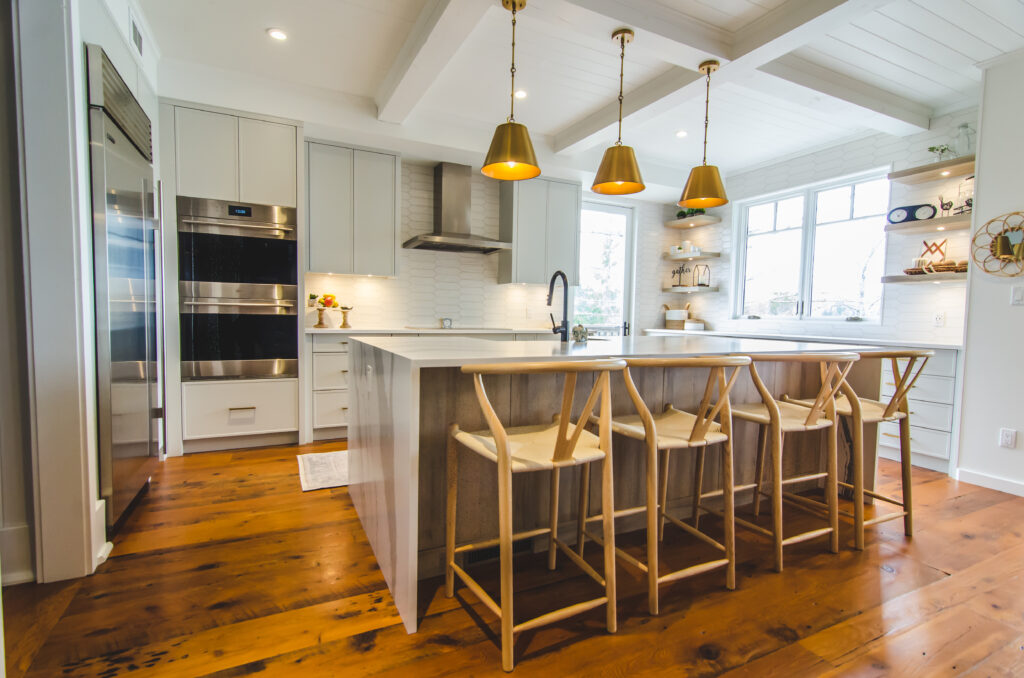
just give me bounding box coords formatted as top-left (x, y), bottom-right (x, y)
top-left (266, 28), bottom-right (288, 41)
top-left (940, 170), bottom-right (951, 176)
top-left (514, 89), bottom-right (527, 99)
top-left (675, 130), bottom-right (688, 138)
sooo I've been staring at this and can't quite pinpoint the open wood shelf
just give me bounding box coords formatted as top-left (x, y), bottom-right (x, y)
top-left (662, 285), bottom-right (720, 293)
top-left (888, 155), bottom-right (974, 185)
top-left (885, 214), bottom-right (972, 235)
top-left (663, 251), bottom-right (721, 262)
top-left (881, 272), bottom-right (967, 284)
top-left (664, 214), bottom-right (722, 229)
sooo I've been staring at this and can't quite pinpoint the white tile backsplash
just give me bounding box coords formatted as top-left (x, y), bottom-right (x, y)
top-left (635, 107), bottom-right (978, 346)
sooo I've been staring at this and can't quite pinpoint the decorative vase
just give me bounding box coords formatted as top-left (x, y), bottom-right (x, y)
top-left (339, 308), bottom-right (352, 329)
top-left (314, 308), bottom-right (328, 329)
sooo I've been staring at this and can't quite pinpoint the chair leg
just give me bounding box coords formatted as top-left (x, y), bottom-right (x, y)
top-left (721, 440), bottom-right (736, 590)
top-left (753, 425), bottom-right (767, 518)
top-left (771, 427), bottom-right (784, 573)
top-left (899, 417), bottom-right (914, 537)
top-left (548, 468), bottom-right (560, 570)
top-left (646, 440), bottom-right (660, 616)
top-left (691, 448), bottom-right (706, 530)
top-left (659, 449), bottom-right (671, 541)
top-left (498, 465), bottom-right (514, 672)
top-left (601, 456), bottom-right (617, 634)
top-left (850, 415), bottom-right (865, 550)
top-left (827, 422), bottom-right (840, 555)
top-left (576, 463), bottom-right (590, 557)
top-left (445, 427), bottom-right (458, 597)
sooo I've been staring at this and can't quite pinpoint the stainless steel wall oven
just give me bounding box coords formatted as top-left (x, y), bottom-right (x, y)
top-left (177, 197), bottom-right (298, 379)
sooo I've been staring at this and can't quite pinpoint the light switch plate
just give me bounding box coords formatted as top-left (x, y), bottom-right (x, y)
top-left (1011, 286), bottom-right (1024, 306)
top-left (999, 428), bottom-right (1018, 448)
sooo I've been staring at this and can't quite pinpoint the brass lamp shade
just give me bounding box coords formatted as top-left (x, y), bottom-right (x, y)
top-left (678, 164), bottom-right (728, 208)
top-left (592, 144), bottom-right (645, 195)
top-left (481, 122), bottom-right (541, 180)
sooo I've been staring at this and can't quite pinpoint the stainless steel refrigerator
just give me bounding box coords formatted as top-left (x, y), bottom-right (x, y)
top-left (86, 44), bottom-right (161, 531)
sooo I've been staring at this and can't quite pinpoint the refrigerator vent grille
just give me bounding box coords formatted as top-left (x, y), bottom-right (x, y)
top-left (87, 45), bottom-right (152, 161)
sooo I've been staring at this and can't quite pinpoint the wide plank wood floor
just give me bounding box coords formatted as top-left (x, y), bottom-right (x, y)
top-left (5, 441), bottom-right (1024, 676)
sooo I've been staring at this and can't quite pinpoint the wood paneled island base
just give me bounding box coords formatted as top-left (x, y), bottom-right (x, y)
top-left (348, 335), bottom-right (883, 633)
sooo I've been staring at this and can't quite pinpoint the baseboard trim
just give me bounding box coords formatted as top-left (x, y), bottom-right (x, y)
top-left (183, 431), bottom-right (298, 453)
top-left (878, 447), bottom-right (950, 474)
top-left (957, 468), bottom-right (1024, 498)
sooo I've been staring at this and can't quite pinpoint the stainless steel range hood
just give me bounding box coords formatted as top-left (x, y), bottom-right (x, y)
top-left (402, 162), bottom-right (511, 254)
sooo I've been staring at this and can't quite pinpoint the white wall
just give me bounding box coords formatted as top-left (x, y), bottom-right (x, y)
top-left (635, 108), bottom-right (979, 345)
top-left (957, 50), bottom-right (1024, 497)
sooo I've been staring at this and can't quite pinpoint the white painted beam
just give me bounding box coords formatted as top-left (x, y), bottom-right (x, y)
top-left (756, 54), bottom-right (931, 136)
top-left (375, 0), bottom-right (490, 124)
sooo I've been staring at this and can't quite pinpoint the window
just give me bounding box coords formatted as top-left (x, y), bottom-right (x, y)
top-left (738, 175), bottom-right (889, 321)
top-left (573, 203), bottom-right (635, 335)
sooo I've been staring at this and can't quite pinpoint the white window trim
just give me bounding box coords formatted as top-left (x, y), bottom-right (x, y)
top-left (731, 168), bottom-right (891, 324)
top-left (574, 200), bottom-right (637, 336)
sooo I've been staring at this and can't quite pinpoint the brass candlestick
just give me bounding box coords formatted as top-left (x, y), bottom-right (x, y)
top-left (314, 308), bottom-right (329, 329)
top-left (339, 306), bottom-right (352, 329)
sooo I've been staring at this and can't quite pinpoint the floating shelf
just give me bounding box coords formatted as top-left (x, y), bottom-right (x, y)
top-left (885, 214), bottom-right (972, 235)
top-left (888, 155), bottom-right (974, 185)
top-left (663, 251), bottom-right (721, 262)
top-left (881, 272), bottom-right (967, 284)
top-left (662, 285), bottom-right (720, 293)
top-left (664, 214), bottom-right (722, 229)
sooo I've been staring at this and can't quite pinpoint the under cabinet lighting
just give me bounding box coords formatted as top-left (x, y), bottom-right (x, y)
top-left (941, 170), bottom-right (951, 176)
top-left (267, 28), bottom-right (288, 41)
top-left (675, 130), bottom-right (688, 138)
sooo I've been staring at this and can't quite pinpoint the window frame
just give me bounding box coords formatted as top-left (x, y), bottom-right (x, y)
top-left (732, 169), bottom-right (890, 322)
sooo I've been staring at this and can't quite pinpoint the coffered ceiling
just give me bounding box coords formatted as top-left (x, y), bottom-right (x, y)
top-left (139, 0), bottom-right (1024, 199)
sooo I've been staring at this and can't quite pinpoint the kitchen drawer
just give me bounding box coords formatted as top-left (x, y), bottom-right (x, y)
top-left (312, 334), bottom-right (351, 353)
top-left (882, 349), bottom-right (957, 379)
top-left (183, 379), bottom-right (298, 440)
top-left (882, 374), bottom-right (955, 405)
top-left (313, 390), bottom-right (350, 428)
top-left (313, 353), bottom-right (350, 390)
top-left (904, 398), bottom-right (953, 432)
top-left (878, 422), bottom-right (950, 460)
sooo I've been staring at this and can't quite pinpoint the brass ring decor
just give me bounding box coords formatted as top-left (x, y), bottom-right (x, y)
top-left (971, 211), bottom-right (1024, 277)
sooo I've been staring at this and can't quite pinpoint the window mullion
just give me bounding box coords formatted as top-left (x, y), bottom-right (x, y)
top-left (800, 190), bottom-right (816, 318)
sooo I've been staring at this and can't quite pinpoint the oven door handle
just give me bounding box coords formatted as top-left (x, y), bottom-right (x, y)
top-left (182, 300), bottom-right (296, 308)
top-left (180, 217), bottom-right (295, 233)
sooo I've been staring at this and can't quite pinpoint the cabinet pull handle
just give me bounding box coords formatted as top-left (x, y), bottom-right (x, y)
top-left (882, 432), bottom-right (899, 438)
top-left (229, 406), bottom-right (256, 412)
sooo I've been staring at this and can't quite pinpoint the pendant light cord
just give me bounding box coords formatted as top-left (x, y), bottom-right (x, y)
top-left (615, 34), bottom-right (625, 145)
top-left (701, 69), bottom-right (711, 166)
top-left (508, 8), bottom-right (517, 123)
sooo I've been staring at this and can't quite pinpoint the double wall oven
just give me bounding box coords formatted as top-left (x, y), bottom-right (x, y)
top-left (177, 197), bottom-right (298, 380)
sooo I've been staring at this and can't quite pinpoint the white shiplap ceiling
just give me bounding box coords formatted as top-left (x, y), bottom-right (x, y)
top-left (138, 0), bottom-right (1024, 196)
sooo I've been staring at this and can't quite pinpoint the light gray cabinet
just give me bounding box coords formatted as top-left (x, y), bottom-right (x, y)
top-left (498, 177), bottom-right (581, 285)
top-left (306, 141), bottom-right (400, 277)
top-left (173, 106), bottom-right (297, 207)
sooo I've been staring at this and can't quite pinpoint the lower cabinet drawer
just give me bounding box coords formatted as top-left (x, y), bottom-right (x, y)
top-left (183, 379), bottom-right (298, 440)
top-left (313, 353), bottom-right (350, 390)
top-left (881, 374), bottom-right (955, 404)
top-left (313, 390), bottom-right (350, 428)
top-left (878, 422), bottom-right (950, 460)
top-left (904, 398), bottom-right (953, 432)
top-left (312, 334), bottom-right (351, 353)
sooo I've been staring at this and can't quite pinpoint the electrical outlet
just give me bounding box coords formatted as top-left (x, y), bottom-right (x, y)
top-left (999, 428), bottom-right (1018, 449)
top-left (933, 311), bottom-right (946, 327)
top-left (1011, 286), bottom-right (1024, 306)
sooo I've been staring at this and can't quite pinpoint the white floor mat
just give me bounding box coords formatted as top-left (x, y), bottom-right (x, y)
top-left (297, 450), bottom-right (349, 491)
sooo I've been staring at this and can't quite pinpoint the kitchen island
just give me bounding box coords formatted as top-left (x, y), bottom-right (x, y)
top-left (348, 335), bottom-right (879, 632)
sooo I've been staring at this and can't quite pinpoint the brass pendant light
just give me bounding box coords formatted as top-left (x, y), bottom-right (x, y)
top-left (679, 60), bottom-right (728, 208)
top-left (482, 0), bottom-right (541, 181)
top-left (592, 28), bottom-right (644, 195)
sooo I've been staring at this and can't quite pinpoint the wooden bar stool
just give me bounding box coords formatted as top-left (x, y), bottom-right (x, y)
top-left (578, 356), bottom-right (749, 615)
top-left (783, 349), bottom-right (933, 549)
top-left (446, 358), bottom-right (626, 672)
top-left (732, 352), bottom-right (859, 572)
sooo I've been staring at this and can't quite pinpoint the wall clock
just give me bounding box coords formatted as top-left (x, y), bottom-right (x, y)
top-left (888, 204), bottom-right (937, 224)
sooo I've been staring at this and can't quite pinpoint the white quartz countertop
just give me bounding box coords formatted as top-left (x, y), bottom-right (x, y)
top-left (350, 334), bottom-right (880, 368)
top-left (644, 328), bottom-right (963, 351)
top-left (305, 327), bottom-right (554, 335)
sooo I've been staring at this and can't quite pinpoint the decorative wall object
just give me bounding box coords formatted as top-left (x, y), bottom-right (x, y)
top-left (693, 264), bottom-right (711, 287)
top-left (971, 211), bottom-right (1024, 277)
top-left (888, 204), bottom-right (937, 223)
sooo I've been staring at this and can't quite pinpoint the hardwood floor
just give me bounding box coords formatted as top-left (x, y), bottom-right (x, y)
top-left (5, 441), bottom-right (1024, 676)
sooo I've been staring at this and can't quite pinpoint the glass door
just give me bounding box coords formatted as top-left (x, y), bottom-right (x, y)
top-left (574, 202), bottom-right (635, 336)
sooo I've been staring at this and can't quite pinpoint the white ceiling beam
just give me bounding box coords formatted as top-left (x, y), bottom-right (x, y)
top-left (756, 54), bottom-right (931, 136)
top-left (375, 0), bottom-right (490, 124)
top-left (551, 0), bottom-right (908, 155)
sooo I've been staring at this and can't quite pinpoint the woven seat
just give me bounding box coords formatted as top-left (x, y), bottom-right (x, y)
top-left (786, 395), bottom-right (907, 424)
top-left (609, 406), bottom-right (727, 448)
top-left (454, 422), bottom-right (605, 472)
top-left (732, 401), bottom-right (834, 431)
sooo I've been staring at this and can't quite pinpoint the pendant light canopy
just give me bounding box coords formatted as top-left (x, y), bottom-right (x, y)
top-left (482, 0), bottom-right (541, 181)
top-left (592, 28), bottom-right (644, 195)
top-left (679, 60), bottom-right (728, 208)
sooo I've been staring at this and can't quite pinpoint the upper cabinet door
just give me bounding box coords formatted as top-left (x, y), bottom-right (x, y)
top-left (352, 150), bottom-right (397, 277)
top-left (515, 180), bottom-right (549, 285)
top-left (307, 142), bottom-right (354, 274)
top-left (545, 180), bottom-right (581, 287)
top-left (175, 108), bottom-right (238, 202)
top-left (239, 118), bottom-right (297, 207)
